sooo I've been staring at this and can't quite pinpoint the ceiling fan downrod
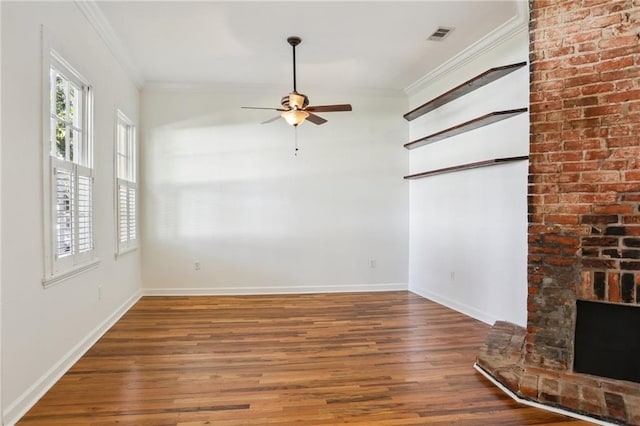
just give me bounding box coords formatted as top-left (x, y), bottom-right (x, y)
top-left (287, 36), bottom-right (301, 94)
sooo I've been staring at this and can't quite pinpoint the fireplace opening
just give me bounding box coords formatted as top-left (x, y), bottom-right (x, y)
top-left (574, 300), bottom-right (640, 384)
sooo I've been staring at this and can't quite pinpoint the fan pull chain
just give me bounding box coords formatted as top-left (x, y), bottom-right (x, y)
top-left (294, 126), bottom-right (299, 156)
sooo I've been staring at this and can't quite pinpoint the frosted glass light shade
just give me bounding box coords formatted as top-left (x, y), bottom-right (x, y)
top-left (281, 109), bottom-right (309, 126)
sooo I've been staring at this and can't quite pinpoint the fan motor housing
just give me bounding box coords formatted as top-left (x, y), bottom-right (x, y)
top-left (281, 92), bottom-right (309, 109)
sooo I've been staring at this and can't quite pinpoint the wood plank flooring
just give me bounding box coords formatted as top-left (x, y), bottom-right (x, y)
top-left (19, 292), bottom-right (591, 425)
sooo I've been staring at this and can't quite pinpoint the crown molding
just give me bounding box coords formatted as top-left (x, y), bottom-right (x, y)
top-left (404, 1), bottom-right (529, 96)
top-left (74, 0), bottom-right (145, 88)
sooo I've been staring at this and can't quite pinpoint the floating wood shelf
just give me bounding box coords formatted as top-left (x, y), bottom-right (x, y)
top-left (403, 62), bottom-right (527, 122)
top-left (404, 108), bottom-right (528, 150)
top-left (404, 156), bottom-right (529, 180)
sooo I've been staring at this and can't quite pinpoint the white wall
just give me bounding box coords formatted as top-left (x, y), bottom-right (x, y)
top-left (1, 2), bottom-right (141, 423)
top-left (407, 30), bottom-right (530, 326)
top-left (140, 86), bottom-right (409, 294)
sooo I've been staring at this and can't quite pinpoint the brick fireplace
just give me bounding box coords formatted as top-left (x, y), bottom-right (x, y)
top-left (476, 1), bottom-right (640, 424)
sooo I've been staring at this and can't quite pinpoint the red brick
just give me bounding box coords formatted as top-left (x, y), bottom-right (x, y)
top-left (563, 96), bottom-right (599, 108)
top-left (562, 8), bottom-right (591, 23)
top-left (565, 74), bottom-right (601, 88)
top-left (624, 216), bottom-right (640, 224)
top-left (545, 67), bottom-right (578, 80)
top-left (584, 105), bottom-right (623, 117)
top-left (609, 272), bottom-right (621, 302)
top-left (599, 183), bottom-right (640, 192)
top-left (560, 382), bottom-right (581, 411)
top-left (564, 118), bottom-right (602, 129)
top-left (519, 374), bottom-right (539, 399)
top-left (599, 35), bottom-right (639, 49)
top-left (601, 159), bottom-right (629, 170)
top-left (615, 81), bottom-right (635, 93)
top-left (561, 161), bottom-right (599, 172)
top-left (602, 67), bottom-right (640, 82)
top-left (573, 193), bottom-right (618, 204)
top-left (530, 100), bottom-right (563, 113)
top-left (580, 386), bottom-right (605, 416)
top-left (581, 82), bottom-right (615, 95)
top-left (547, 151), bottom-right (583, 162)
top-left (539, 377), bottom-right (561, 404)
top-left (601, 45), bottom-right (640, 60)
top-left (545, 214), bottom-right (580, 225)
top-left (625, 227), bottom-right (640, 236)
top-left (625, 170), bottom-right (640, 181)
top-left (611, 146), bottom-right (640, 158)
top-left (606, 89), bottom-right (640, 103)
top-left (530, 142), bottom-right (562, 153)
top-left (607, 136), bottom-right (640, 148)
top-left (578, 41), bottom-right (598, 52)
top-left (545, 257), bottom-right (576, 267)
top-left (544, 235), bottom-right (580, 246)
top-left (564, 139), bottom-right (602, 150)
top-left (578, 271), bottom-right (593, 298)
top-left (581, 171), bottom-right (621, 183)
top-left (584, 127), bottom-right (608, 138)
top-left (594, 204), bottom-right (636, 214)
top-left (535, 59), bottom-right (563, 70)
top-left (584, 150), bottom-right (611, 160)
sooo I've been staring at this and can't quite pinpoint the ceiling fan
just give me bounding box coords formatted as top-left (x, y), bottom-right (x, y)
top-left (241, 36), bottom-right (352, 127)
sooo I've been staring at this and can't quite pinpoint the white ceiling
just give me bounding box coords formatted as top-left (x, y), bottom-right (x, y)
top-left (92, 1), bottom-right (525, 92)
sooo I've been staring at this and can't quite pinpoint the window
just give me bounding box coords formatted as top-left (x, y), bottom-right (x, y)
top-left (115, 111), bottom-right (137, 254)
top-left (43, 51), bottom-right (97, 285)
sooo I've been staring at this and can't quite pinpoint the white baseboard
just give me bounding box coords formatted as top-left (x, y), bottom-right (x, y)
top-left (409, 285), bottom-right (496, 325)
top-left (3, 290), bottom-right (142, 426)
top-left (143, 282), bottom-right (408, 296)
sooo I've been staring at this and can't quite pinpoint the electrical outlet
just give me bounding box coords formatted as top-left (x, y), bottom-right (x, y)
top-left (98, 284), bottom-right (103, 300)
top-left (369, 259), bottom-right (377, 269)
top-left (194, 261), bottom-right (200, 271)
top-left (450, 272), bottom-right (455, 281)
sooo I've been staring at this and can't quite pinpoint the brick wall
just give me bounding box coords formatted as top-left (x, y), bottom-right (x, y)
top-left (528, 0), bottom-right (640, 370)
top-left (477, 1), bottom-right (640, 423)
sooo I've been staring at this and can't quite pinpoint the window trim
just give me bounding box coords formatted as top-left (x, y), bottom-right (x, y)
top-left (41, 30), bottom-right (99, 286)
top-left (114, 109), bottom-right (138, 257)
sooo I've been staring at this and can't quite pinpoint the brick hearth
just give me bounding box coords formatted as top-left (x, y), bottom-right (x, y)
top-left (477, 1), bottom-right (640, 424)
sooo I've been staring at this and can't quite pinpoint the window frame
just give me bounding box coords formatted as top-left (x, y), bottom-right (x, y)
top-left (42, 44), bottom-right (99, 287)
top-left (114, 110), bottom-right (138, 256)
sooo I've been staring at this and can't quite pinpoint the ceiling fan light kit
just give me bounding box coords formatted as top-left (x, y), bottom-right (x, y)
top-left (281, 109), bottom-right (309, 127)
top-left (242, 36), bottom-right (352, 127)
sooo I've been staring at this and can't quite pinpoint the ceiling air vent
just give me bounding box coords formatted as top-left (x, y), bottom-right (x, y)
top-left (428, 27), bottom-right (454, 41)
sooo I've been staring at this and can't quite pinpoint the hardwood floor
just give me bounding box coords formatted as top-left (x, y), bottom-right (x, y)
top-left (20, 292), bottom-right (590, 425)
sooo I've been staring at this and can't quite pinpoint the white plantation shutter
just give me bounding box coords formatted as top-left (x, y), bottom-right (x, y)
top-left (128, 186), bottom-right (136, 239)
top-left (76, 165), bottom-right (93, 257)
top-left (54, 162), bottom-right (74, 259)
top-left (51, 158), bottom-right (94, 270)
top-left (117, 179), bottom-right (137, 251)
top-left (118, 183), bottom-right (128, 243)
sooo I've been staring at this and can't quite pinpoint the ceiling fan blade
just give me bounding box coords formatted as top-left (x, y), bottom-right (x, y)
top-left (241, 106), bottom-right (285, 111)
top-left (261, 116), bottom-right (282, 125)
top-left (306, 113), bottom-right (328, 125)
top-left (305, 104), bottom-right (352, 113)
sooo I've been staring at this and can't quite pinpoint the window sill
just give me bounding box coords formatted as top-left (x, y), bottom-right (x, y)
top-left (42, 258), bottom-right (101, 288)
top-left (115, 246), bottom-right (138, 259)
